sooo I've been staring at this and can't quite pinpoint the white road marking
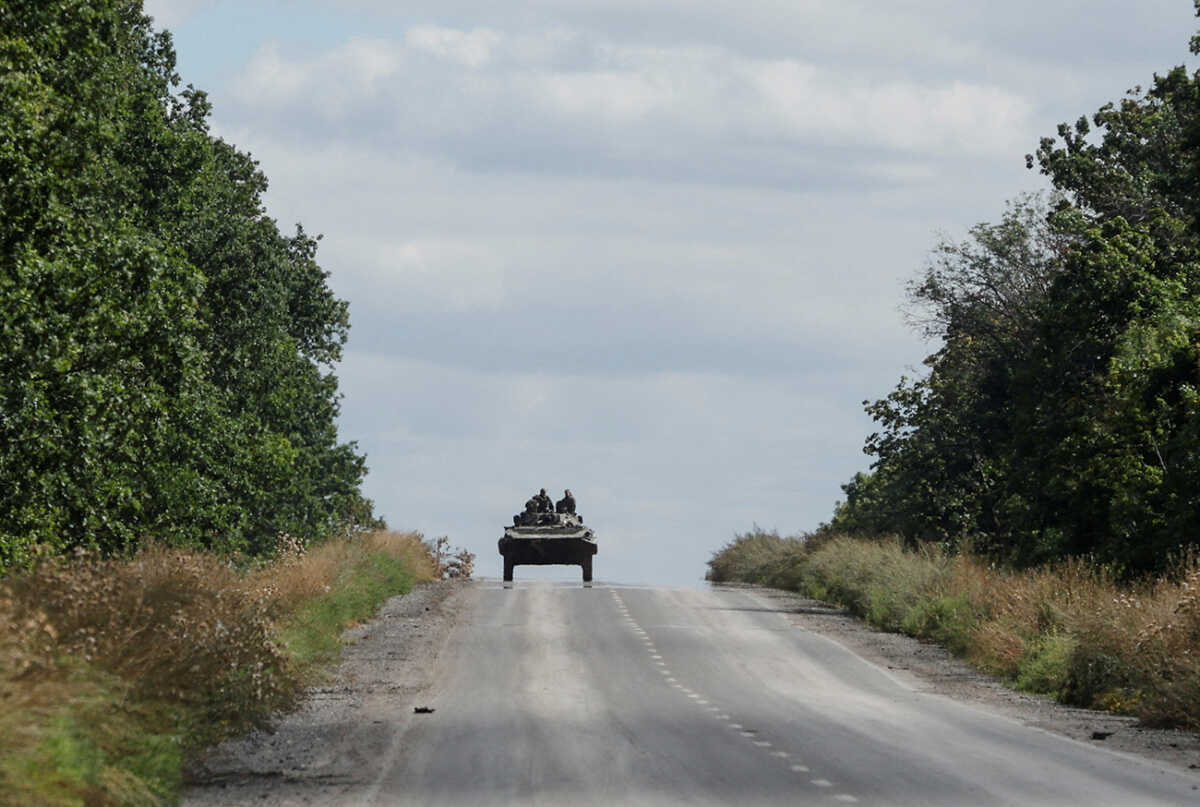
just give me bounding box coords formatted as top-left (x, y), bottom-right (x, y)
top-left (790, 765), bottom-right (809, 773)
top-left (811, 779), bottom-right (833, 788)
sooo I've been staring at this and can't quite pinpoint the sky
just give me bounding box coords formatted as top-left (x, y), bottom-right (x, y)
top-left (143, 0), bottom-right (1198, 585)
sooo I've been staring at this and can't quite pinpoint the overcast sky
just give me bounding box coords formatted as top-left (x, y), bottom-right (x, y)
top-left (144, 0), bottom-right (1197, 585)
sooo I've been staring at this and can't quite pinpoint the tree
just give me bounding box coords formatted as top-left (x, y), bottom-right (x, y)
top-left (0, 0), bottom-right (375, 569)
top-left (838, 6), bottom-right (1200, 574)
top-left (847, 198), bottom-right (1062, 554)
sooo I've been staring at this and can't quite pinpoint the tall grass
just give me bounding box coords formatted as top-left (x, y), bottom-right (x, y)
top-left (0, 530), bottom-right (442, 807)
top-left (708, 533), bottom-right (1200, 729)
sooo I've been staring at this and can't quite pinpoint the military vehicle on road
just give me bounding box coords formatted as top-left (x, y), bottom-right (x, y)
top-left (499, 511), bottom-right (597, 582)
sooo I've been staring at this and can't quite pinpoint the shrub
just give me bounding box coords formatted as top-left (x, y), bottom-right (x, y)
top-left (708, 529), bottom-right (1200, 728)
top-left (1016, 633), bottom-right (1078, 696)
top-left (705, 528), bottom-right (806, 584)
top-left (901, 595), bottom-right (978, 654)
top-left (0, 528), bottom-right (442, 806)
top-left (4, 547), bottom-right (293, 744)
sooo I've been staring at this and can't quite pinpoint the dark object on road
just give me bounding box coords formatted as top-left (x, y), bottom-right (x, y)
top-left (500, 510), bottom-right (597, 582)
top-left (414, 706), bottom-right (435, 714)
top-left (1091, 731), bottom-right (1114, 740)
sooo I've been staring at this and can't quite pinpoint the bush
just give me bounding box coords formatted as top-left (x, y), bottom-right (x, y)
top-left (708, 529), bottom-right (1200, 729)
top-left (705, 528), bottom-right (806, 584)
top-left (0, 529), bottom-right (442, 806)
top-left (901, 595), bottom-right (978, 654)
top-left (1016, 633), bottom-right (1077, 696)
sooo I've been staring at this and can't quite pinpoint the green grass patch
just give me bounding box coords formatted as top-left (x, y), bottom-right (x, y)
top-left (1015, 633), bottom-right (1077, 697)
top-left (278, 551), bottom-right (415, 677)
top-left (901, 595), bottom-right (977, 654)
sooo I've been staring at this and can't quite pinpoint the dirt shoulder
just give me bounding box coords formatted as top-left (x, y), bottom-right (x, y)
top-left (182, 579), bottom-right (480, 807)
top-left (734, 583), bottom-right (1200, 775)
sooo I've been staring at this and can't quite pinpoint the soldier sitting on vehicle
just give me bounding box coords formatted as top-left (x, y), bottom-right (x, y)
top-left (535, 488), bottom-right (554, 513)
top-left (556, 489), bottom-right (576, 514)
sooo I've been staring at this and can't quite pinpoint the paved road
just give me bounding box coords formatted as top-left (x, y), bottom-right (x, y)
top-left (364, 581), bottom-right (1199, 806)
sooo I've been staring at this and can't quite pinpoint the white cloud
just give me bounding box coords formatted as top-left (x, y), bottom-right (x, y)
top-left (168, 0), bottom-right (1196, 581)
top-left (142, 0), bottom-right (213, 28)
top-left (336, 351), bottom-right (877, 583)
top-left (229, 24), bottom-right (1033, 185)
top-left (406, 25), bottom-right (502, 68)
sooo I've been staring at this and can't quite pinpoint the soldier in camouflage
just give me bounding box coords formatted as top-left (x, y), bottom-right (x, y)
top-left (556, 489), bottom-right (576, 514)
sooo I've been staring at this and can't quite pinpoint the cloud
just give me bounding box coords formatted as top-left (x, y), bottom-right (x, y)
top-left (227, 25), bottom-right (1032, 190)
top-left (174, 0), bottom-right (1196, 582)
top-left (405, 25), bottom-right (503, 68)
top-left (142, 0), bottom-right (214, 28)
top-left (336, 351), bottom-right (879, 583)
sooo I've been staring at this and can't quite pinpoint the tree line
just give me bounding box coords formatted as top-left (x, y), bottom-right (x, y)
top-left (826, 4), bottom-right (1200, 576)
top-left (0, 0), bottom-right (378, 571)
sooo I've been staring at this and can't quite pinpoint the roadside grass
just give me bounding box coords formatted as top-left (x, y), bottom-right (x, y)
top-left (707, 532), bottom-right (1200, 729)
top-left (0, 530), bottom-right (443, 807)
top-left (271, 531), bottom-right (438, 680)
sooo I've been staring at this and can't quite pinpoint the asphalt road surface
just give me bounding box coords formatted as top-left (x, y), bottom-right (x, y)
top-left (363, 581), bottom-right (1199, 806)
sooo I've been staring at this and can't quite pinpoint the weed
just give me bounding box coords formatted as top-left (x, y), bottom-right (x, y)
top-left (707, 531), bottom-right (1200, 729)
top-left (1016, 633), bottom-right (1077, 696)
top-left (0, 529), bottom-right (442, 806)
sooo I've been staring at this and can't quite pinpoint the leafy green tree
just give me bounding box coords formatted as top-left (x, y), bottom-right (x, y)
top-left (843, 198), bottom-right (1061, 553)
top-left (0, 0), bottom-right (376, 569)
top-left (840, 5), bottom-right (1200, 574)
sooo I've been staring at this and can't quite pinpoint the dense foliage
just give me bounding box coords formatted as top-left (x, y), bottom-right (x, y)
top-left (0, 0), bottom-right (377, 570)
top-left (828, 5), bottom-right (1200, 574)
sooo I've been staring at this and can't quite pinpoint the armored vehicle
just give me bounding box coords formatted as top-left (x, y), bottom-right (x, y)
top-left (499, 511), bottom-right (597, 582)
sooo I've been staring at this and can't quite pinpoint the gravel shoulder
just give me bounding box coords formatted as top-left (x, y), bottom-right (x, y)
top-left (181, 579), bottom-right (481, 807)
top-left (733, 583), bottom-right (1200, 775)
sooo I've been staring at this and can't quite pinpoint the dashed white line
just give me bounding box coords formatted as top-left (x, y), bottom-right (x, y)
top-left (616, 592), bottom-right (865, 806)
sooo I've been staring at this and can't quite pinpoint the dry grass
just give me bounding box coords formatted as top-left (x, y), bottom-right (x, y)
top-left (0, 529), bottom-right (444, 806)
top-left (261, 531), bottom-right (443, 613)
top-left (708, 532), bottom-right (1200, 729)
